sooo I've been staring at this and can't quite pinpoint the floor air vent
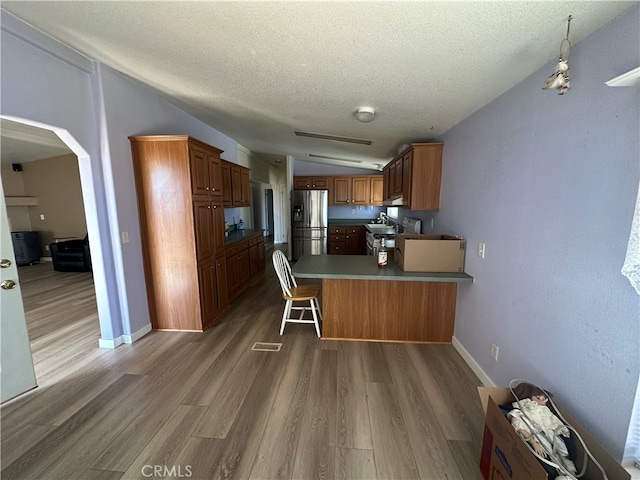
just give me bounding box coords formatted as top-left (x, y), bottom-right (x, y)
top-left (251, 342), bottom-right (282, 352)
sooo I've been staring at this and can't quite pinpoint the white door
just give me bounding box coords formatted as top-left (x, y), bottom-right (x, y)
top-left (0, 180), bottom-right (37, 403)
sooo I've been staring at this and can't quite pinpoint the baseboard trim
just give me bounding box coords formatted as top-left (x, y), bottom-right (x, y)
top-left (98, 336), bottom-right (124, 349)
top-left (98, 323), bottom-right (152, 349)
top-left (123, 323), bottom-right (152, 344)
top-left (452, 335), bottom-right (495, 387)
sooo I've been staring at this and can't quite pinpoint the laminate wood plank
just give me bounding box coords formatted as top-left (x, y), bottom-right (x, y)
top-left (360, 341), bottom-right (393, 384)
top-left (447, 439), bottom-right (483, 480)
top-left (405, 344), bottom-right (472, 441)
top-left (72, 468), bottom-right (125, 480)
top-left (121, 405), bottom-right (207, 479)
top-left (1, 373), bottom-right (146, 480)
top-left (173, 437), bottom-right (224, 480)
top-left (181, 307), bottom-right (274, 408)
top-left (0, 423), bottom-right (56, 466)
top-left (191, 309), bottom-right (281, 438)
top-left (366, 381), bottom-right (419, 480)
top-left (420, 345), bottom-right (485, 442)
top-left (291, 349), bottom-right (337, 480)
top-left (249, 332), bottom-right (316, 480)
top-left (382, 343), bottom-right (463, 479)
top-left (208, 337), bottom-right (295, 480)
top-left (335, 447), bottom-right (377, 480)
top-left (90, 340), bottom-right (225, 472)
top-left (336, 341), bottom-right (373, 449)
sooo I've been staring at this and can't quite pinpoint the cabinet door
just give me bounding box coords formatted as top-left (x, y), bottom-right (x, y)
top-left (231, 165), bottom-right (242, 206)
top-left (382, 168), bottom-right (390, 201)
top-left (249, 244), bottom-right (258, 276)
top-left (237, 249), bottom-right (250, 284)
top-left (215, 254), bottom-right (229, 314)
top-left (227, 253), bottom-right (240, 298)
top-left (221, 161), bottom-right (232, 206)
top-left (209, 154), bottom-right (223, 198)
top-left (393, 158), bottom-right (403, 194)
top-left (328, 240), bottom-right (346, 254)
top-left (351, 177), bottom-right (370, 205)
top-left (241, 168), bottom-right (251, 206)
top-left (193, 200), bottom-right (214, 260)
top-left (294, 177), bottom-right (311, 189)
top-left (212, 199), bottom-right (226, 255)
top-left (370, 176), bottom-right (384, 205)
top-left (333, 177), bottom-right (351, 204)
top-left (402, 151), bottom-right (412, 203)
top-left (311, 177), bottom-right (329, 189)
top-left (190, 148), bottom-right (211, 196)
top-left (345, 226), bottom-right (365, 255)
top-left (257, 240), bottom-right (265, 272)
top-left (198, 260), bottom-right (216, 329)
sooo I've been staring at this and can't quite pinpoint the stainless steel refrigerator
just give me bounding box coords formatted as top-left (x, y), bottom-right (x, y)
top-left (292, 190), bottom-right (328, 260)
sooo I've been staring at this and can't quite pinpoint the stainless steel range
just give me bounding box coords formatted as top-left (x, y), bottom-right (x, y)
top-left (365, 217), bottom-right (422, 256)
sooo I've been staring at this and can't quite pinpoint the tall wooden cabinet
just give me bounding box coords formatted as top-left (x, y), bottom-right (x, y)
top-left (130, 135), bottom-right (228, 331)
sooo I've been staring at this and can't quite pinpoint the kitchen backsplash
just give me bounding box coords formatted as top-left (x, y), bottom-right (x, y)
top-left (328, 205), bottom-right (385, 219)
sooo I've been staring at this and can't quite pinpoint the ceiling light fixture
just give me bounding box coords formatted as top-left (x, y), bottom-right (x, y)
top-left (294, 131), bottom-right (372, 145)
top-left (543, 15), bottom-right (572, 95)
top-left (355, 106), bottom-right (376, 123)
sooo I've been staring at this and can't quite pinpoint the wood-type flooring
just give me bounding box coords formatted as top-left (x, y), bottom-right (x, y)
top-left (2, 253), bottom-right (485, 480)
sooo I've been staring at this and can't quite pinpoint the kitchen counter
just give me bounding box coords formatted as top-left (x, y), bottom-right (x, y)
top-left (225, 229), bottom-right (263, 245)
top-left (328, 218), bottom-right (377, 225)
top-left (293, 254), bottom-right (473, 283)
top-left (292, 254), bottom-right (472, 344)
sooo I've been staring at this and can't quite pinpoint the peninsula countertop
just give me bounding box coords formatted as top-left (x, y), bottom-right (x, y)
top-left (225, 229), bottom-right (263, 246)
top-left (292, 254), bottom-right (473, 283)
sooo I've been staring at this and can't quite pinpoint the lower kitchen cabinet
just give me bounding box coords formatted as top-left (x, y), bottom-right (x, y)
top-left (328, 225), bottom-right (366, 255)
top-left (226, 232), bottom-right (265, 301)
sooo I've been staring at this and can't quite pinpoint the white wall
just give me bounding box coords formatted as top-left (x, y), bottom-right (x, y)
top-left (439, 5), bottom-right (639, 459)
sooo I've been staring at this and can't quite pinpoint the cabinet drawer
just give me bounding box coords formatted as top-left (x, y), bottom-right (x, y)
top-left (226, 241), bottom-right (249, 257)
top-left (328, 241), bottom-right (346, 254)
top-left (249, 236), bottom-right (260, 246)
top-left (329, 226), bottom-right (346, 234)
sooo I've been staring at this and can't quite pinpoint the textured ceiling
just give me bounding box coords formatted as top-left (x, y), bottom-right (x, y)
top-left (1, 1), bottom-right (635, 169)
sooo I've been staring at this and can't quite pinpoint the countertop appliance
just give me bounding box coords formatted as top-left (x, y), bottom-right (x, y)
top-left (402, 217), bottom-right (422, 234)
top-left (292, 190), bottom-right (328, 261)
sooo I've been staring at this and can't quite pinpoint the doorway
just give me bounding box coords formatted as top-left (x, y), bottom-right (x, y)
top-left (0, 118), bottom-right (100, 391)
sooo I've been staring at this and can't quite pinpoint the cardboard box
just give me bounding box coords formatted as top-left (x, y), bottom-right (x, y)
top-left (478, 386), bottom-right (630, 480)
top-left (393, 234), bottom-right (466, 272)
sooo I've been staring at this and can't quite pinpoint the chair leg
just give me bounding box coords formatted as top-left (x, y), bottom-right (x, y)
top-left (280, 300), bottom-right (292, 335)
top-left (310, 299), bottom-right (321, 337)
top-left (314, 297), bottom-right (323, 322)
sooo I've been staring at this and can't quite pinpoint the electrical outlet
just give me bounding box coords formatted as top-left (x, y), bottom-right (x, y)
top-left (44, 244), bottom-right (49, 251)
top-left (478, 242), bottom-right (486, 258)
top-left (430, 218), bottom-right (434, 229)
top-left (491, 342), bottom-right (499, 361)
top-left (121, 231), bottom-right (129, 244)
top-left (351, 208), bottom-right (355, 214)
top-left (40, 214), bottom-right (45, 220)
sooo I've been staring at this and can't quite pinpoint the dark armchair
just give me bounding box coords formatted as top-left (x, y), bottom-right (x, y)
top-left (50, 235), bottom-right (92, 272)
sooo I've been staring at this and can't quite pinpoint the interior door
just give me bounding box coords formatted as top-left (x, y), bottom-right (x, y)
top-left (0, 181), bottom-right (37, 403)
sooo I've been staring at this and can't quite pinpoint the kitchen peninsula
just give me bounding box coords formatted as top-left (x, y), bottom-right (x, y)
top-left (292, 255), bottom-right (473, 343)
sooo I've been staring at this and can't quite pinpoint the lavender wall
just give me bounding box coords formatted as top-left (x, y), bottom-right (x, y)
top-left (439, 6), bottom-right (639, 459)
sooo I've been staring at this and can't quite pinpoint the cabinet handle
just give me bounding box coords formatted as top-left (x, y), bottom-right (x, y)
top-left (346, 235), bottom-right (350, 239)
top-left (208, 205), bottom-right (211, 209)
top-left (213, 205), bottom-right (217, 209)
top-left (206, 187), bottom-right (210, 190)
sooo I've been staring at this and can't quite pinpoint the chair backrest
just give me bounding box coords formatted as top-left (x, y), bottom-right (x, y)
top-left (272, 250), bottom-right (298, 297)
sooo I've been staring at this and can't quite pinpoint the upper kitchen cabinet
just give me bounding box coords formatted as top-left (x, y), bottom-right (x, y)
top-left (383, 143), bottom-right (443, 210)
top-left (129, 135), bottom-right (228, 331)
top-left (370, 176), bottom-right (384, 206)
top-left (294, 176), bottom-right (331, 190)
top-left (332, 176), bottom-right (379, 205)
top-left (221, 160), bottom-right (251, 207)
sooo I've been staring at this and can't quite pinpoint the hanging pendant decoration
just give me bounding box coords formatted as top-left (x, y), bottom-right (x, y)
top-left (543, 15), bottom-right (572, 95)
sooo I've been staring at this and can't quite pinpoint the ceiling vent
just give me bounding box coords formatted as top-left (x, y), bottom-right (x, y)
top-left (294, 131), bottom-right (372, 145)
top-left (307, 154), bottom-right (362, 163)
